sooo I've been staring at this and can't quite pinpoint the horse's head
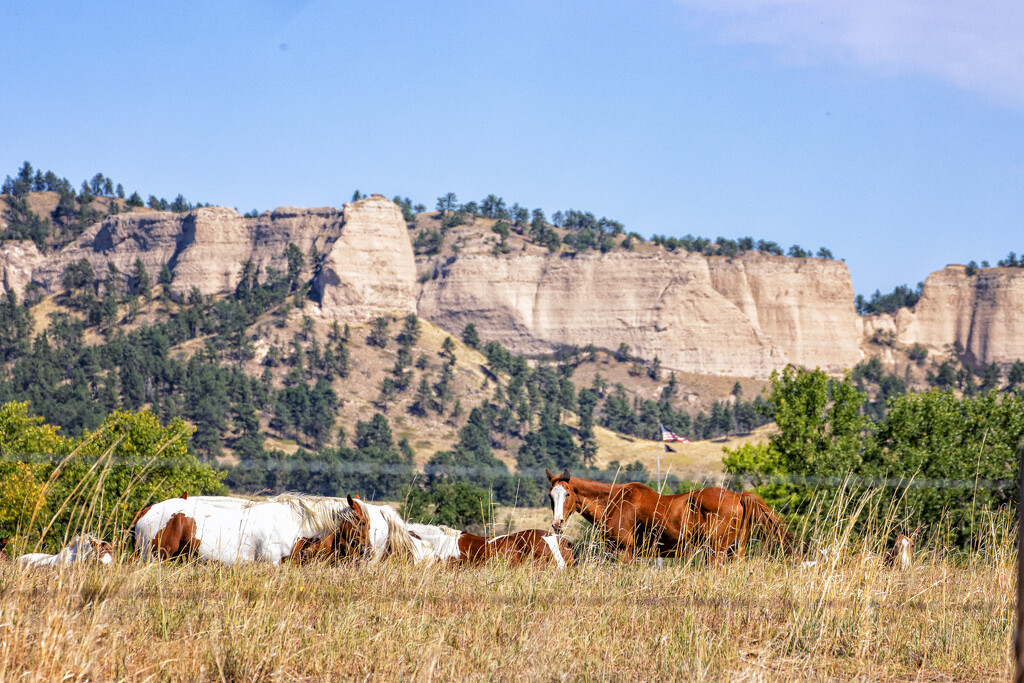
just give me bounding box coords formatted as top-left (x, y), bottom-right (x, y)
top-left (340, 495), bottom-right (372, 560)
top-left (70, 535), bottom-right (115, 565)
top-left (93, 538), bottom-right (115, 565)
top-left (886, 528), bottom-right (919, 570)
top-left (546, 468), bottom-right (576, 533)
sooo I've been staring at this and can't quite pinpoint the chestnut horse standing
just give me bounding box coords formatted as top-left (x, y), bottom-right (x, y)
top-left (407, 523), bottom-right (574, 569)
top-left (547, 468), bottom-right (794, 563)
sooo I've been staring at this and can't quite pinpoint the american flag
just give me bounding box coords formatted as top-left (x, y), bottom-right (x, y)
top-left (660, 424), bottom-right (689, 443)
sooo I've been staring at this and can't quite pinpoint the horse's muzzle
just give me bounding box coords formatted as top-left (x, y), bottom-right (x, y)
top-left (552, 521), bottom-right (564, 533)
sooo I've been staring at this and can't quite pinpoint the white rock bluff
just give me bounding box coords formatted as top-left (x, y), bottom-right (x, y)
top-left (312, 195), bottom-right (417, 321)
top-left (9, 194), bottom-right (1024, 376)
top-left (865, 265), bottom-right (1024, 372)
top-left (27, 195), bottom-right (418, 321)
top-left (417, 250), bottom-right (864, 379)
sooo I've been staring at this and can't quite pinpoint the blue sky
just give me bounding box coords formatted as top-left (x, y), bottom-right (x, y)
top-left (2, 0), bottom-right (1021, 296)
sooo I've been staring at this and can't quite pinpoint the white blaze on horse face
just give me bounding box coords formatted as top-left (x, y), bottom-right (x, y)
top-left (550, 483), bottom-right (569, 529)
top-left (898, 537), bottom-right (912, 569)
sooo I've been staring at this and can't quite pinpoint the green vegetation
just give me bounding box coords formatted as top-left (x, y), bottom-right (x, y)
top-left (1, 161), bottom-right (205, 252)
top-left (855, 282), bottom-right (922, 315)
top-left (417, 189), bottom-right (837, 260)
top-left (724, 366), bottom-right (1024, 549)
top-left (0, 402), bottom-right (223, 553)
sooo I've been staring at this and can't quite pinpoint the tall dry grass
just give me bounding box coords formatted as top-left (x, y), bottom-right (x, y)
top-left (0, 489), bottom-right (1014, 681)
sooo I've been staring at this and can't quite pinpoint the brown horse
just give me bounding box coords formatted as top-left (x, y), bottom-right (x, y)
top-left (408, 523), bottom-right (575, 569)
top-left (883, 527), bottom-right (922, 570)
top-left (288, 495), bottom-right (372, 564)
top-left (546, 468), bottom-right (794, 563)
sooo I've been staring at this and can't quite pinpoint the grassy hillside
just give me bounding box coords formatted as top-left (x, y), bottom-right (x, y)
top-left (0, 278), bottom-right (772, 495)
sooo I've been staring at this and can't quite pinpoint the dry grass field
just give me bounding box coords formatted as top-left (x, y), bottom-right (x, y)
top-left (0, 516), bottom-right (1012, 681)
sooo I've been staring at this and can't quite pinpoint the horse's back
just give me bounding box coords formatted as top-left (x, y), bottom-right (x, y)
top-left (689, 487), bottom-right (744, 517)
top-left (503, 529), bottom-right (572, 568)
top-left (17, 553), bottom-right (54, 567)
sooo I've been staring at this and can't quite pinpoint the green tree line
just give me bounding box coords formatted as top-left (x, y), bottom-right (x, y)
top-left (724, 366), bottom-right (1024, 549)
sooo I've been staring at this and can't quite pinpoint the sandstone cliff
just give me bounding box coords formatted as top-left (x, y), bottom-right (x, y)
top-left (417, 250), bottom-right (863, 379)
top-left (312, 195), bottom-right (417, 321)
top-left (864, 265), bottom-right (1024, 371)
top-left (30, 205), bottom-right (346, 296)
top-left (8, 191), bottom-right (1024, 377)
top-left (17, 194), bottom-right (416, 321)
top-left (0, 241), bottom-right (46, 297)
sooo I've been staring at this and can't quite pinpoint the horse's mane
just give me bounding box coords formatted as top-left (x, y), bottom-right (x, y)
top-left (417, 523), bottom-right (461, 539)
top-left (194, 495), bottom-right (259, 507)
top-left (357, 501), bottom-right (435, 563)
top-left (268, 493), bottom-right (356, 536)
top-left (67, 533), bottom-right (104, 547)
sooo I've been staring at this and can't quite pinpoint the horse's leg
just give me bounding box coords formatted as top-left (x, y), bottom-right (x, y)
top-left (709, 514), bottom-right (740, 565)
top-left (617, 543), bottom-right (635, 564)
top-left (609, 508), bottom-right (638, 564)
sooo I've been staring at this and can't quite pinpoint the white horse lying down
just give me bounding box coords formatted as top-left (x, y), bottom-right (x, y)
top-left (18, 534), bottom-right (115, 568)
top-left (131, 493), bottom-right (358, 566)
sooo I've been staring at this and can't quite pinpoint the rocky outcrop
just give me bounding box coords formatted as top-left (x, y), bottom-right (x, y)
top-left (20, 195), bottom-right (414, 322)
top-left (312, 195), bottom-right (417, 321)
top-left (709, 256), bottom-right (864, 372)
top-left (0, 241), bottom-right (47, 297)
top-left (31, 206), bottom-right (345, 296)
top-left (872, 265), bottom-right (1024, 370)
top-left (11, 189), bottom-right (1024, 377)
top-left (417, 251), bottom-right (863, 378)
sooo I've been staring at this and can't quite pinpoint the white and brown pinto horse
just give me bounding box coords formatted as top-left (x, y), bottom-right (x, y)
top-left (345, 496), bottom-right (437, 565)
top-left (547, 468), bottom-right (794, 563)
top-left (407, 523), bottom-right (574, 569)
top-left (17, 534), bottom-right (115, 568)
top-left (130, 494), bottom-right (359, 565)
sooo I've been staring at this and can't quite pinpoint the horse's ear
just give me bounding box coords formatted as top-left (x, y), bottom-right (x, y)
top-left (561, 468), bottom-right (571, 481)
top-left (182, 491), bottom-right (188, 500)
top-left (545, 468), bottom-right (555, 482)
top-left (347, 494), bottom-right (356, 507)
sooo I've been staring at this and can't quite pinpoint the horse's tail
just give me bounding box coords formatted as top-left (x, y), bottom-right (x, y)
top-left (738, 492), bottom-right (795, 556)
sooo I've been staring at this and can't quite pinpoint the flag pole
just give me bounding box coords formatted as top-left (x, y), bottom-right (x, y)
top-left (656, 424), bottom-right (663, 494)
top-left (657, 439), bottom-right (662, 494)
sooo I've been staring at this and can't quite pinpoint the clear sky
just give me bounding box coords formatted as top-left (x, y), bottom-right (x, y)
top-left (2, 1), bottom-right (1022, 297)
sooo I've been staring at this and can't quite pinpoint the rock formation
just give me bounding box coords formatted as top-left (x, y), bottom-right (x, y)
top-left (0, 241), bottom-right (46, 297)
top-left (867, 265), bottom-right (1024, 371)
top-left (30, 206), bottom-right (346, 296)
top-left (21, 194), bottom-right (415, 321)
top-left (312, 195), bottom-right (417, 321)
top-left (6, 192), bottom-right (1024, 376)
top-left (417, 250), bottom-right (863, 378)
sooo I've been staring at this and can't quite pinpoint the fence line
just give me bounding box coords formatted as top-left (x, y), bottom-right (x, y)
top-left (0, 453), bottom-right (1016, 491)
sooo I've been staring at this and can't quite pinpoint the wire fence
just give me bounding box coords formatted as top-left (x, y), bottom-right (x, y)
top-left (0, 454), bottom-right (1011, 491)
top-left (0, 452), bottom-right (1016, 491)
